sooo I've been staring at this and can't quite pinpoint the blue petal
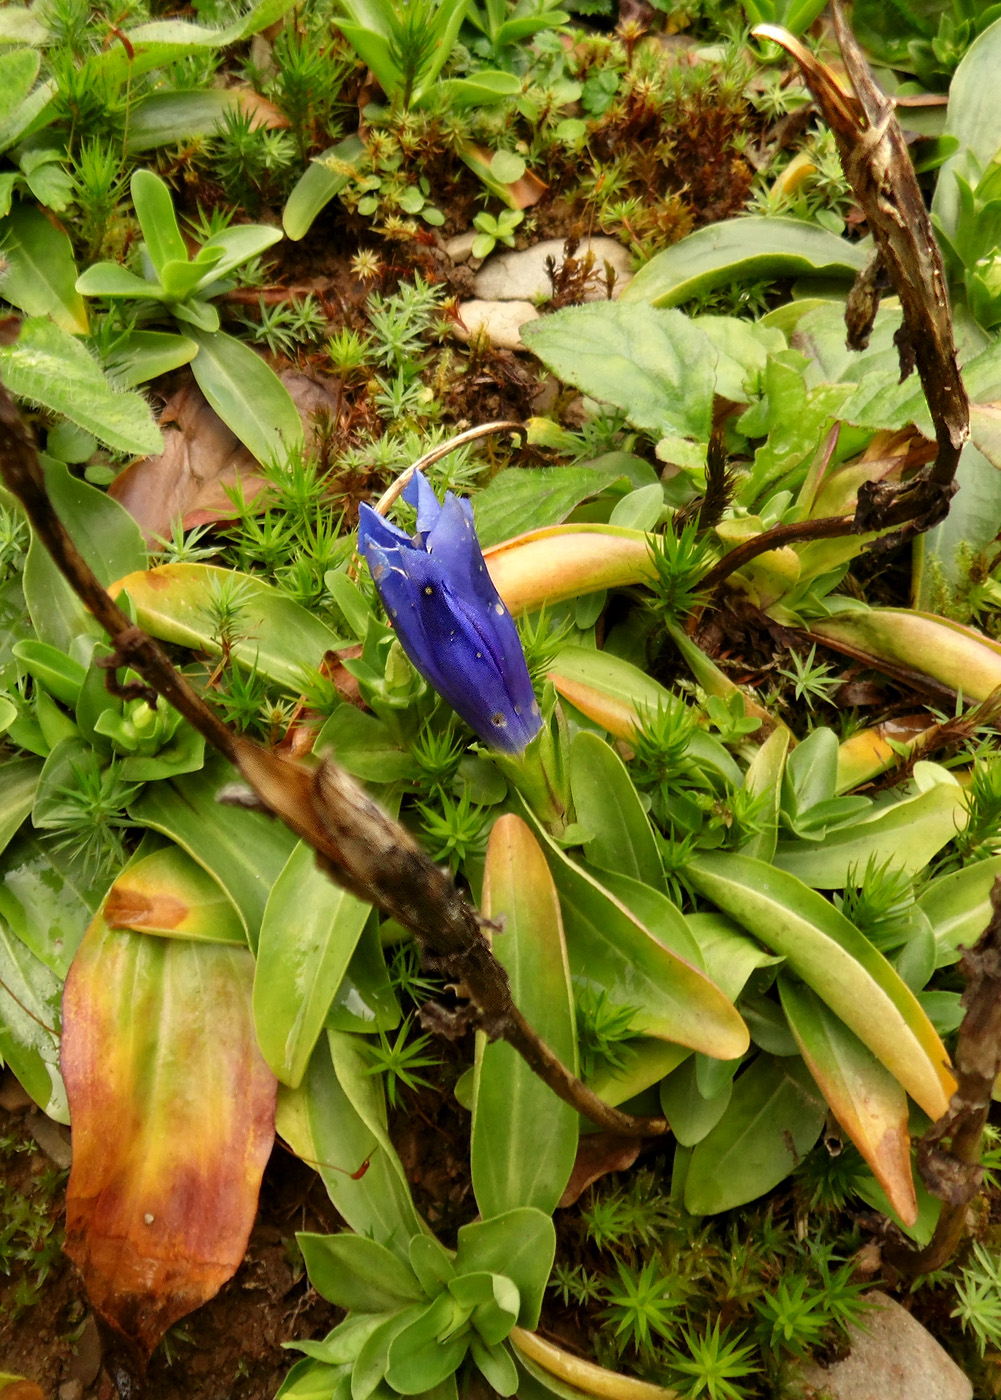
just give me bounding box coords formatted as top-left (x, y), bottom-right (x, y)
top-left (392, 551), bottom-right (541, 753)
top-left (402, 470), bottom-right (442, 536)
top-left (357, 501), bottom-right (415, 558)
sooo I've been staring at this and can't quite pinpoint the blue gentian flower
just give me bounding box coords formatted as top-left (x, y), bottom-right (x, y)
top-left (357, 472), bottom-right (542, 754)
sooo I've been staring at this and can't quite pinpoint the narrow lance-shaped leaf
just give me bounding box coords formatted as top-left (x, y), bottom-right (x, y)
top-left (687, 852), bottom-right (955, 1119)
top-left (254, 840), bottom-right (372, 1087)
top-left (61, 914), bottom-right (276, 1361)
top-left (779, 974), bottom-right (918, 1226)
top-left (473, 815), bottom-right (578, 1217)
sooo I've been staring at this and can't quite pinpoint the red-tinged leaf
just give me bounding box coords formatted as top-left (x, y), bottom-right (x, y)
top-left (779, 975), bottom-right (918, 1226)
top-left (0, 1381), bottom-right (45, 1400)
top-left (61, 914), bottom-right (276, 1362)
top-left (103, 844), bottom-right (246, 944)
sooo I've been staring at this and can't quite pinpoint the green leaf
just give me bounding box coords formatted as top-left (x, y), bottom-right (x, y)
top-left (659, 1056), bottom-right (733, 1147)
top-left (0, 754), bottom-right (42, 859)
top-left (570, 731), bottom-right (664, 889)
top-left (385, 1295), bottom-right (469, 1395)
top-left (102, 843), bottom-right (246, 945)
top-left (275, 1030), bottom-right (424, 1257)
top-left (684, 1053), bottom-right (825, 1214)
top-left (779, 975), bottom-right (917, 1225)
top-left (595, 868), bottom-right (704, 966)
top-left (687, 852), bottom-right (954, 1120)
top-left (0, 829), bottom-right (106, 976)
top-left (75, 261), bottom-right (165, 300)
top-left (326, 913), bottom-right (401, 1033)
top-left (22, 457), bottom-right (146, 656)
top-left (127, 89), bottom-right (246, 152)
top-left (620, 216), bottom-right (868, 308)
top-left (254, 841), bottom-right (372, 1087)
top-left (523, 303), bottom-right (716, 447)
top-left (283, 134), bottom-right (366, 241)
top-left (742, 726), bottom-right (790, 863)
top-left (473, 816), bottom-right (578, 1218)
top-left (12, 639), bottom-right (85, 706)
top-left (298, 1232), bottom-right (424, 1311)
top-left (0, 917), bottom-right (66, 1121)
top-left (111, 563), bottom-right (347, 693)
top-left (534, 822), bottom-right (749, 1058)
top-left (2, 203), bottom-right (88, 333)
top-left (313, 704), bottom-right (414, 782)
top-left (933, 16), bottom-right (1001, 239)
top-left (472, 466), bottom-right (620, 548)
top-left (130, 757), bottom-right (298, 949)
top-left (132, 171), bottom-right (192, 277)
top-left (455, 1208), bottom-right (556, 1330)
top-left (918, 853), bottom-right (1001, 966)
top-left (198, 224), bottom-right (283, 286)
top-left (0, 317), bottom-right (161, 455)
top-left (774, 780), bottom-right (967, 888)
top-left (187, 328), bottom-right (304, 465)
top-left (0, 47), bottom-right (40, 133)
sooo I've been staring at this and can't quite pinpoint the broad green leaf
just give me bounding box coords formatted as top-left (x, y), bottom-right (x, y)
top-left (187, 328), bottom-right (304, 465)
top-left (595, 868), bottom-right (704, 967)
top-left (198, 224), bottom-right (283, 286)
top-left (586, 1036), bottom-right (690, 1108)
top-left (686, 912), bottom-right (783, 1003)
top-left (933, 16), bottom-right (1001, 238)
top-left (2, 204), bottom-right (87, 333)
top-left (313, 704), bottom-right (413, 783)
top-left (283, 134), bottom-right (365, 241)
top-left (915, 444), bottom-right (1001, 605)
top-left (159, 250), bottom-right (224, 301)
top-left (111, 563), bottom-right (347, 692)
top-left (549, 644), bottom-right (676, 739)
top-left (130, 757), bottom-right (298, 949)
top-left (0, 754), bottom-right (42, 858)
top-left (61, 915), bottom-right (275, 1360)
top-left (0, 916), bottom-right (66, 1121)
top-left (570, 732), bottom-right (664, 888)
top-left (472, 467), bottom-right (621, 548)
top-left (455, 1209), bottom-right (555, 1331)
top-left (473, 816), bottom-right (577, 1217)
top-left (275, 1030), bottom-right (424, 1258)
top-left (779, 975), bottom-right (917, 1225)
top-left (536, 824), bottom-right (748, 1059)
top-left (297, 1233), bottom-right (423, 1311)
top-left (12, 639), bottom-right (85, 705)
top-left (659, 1056), bottom-right (733, 1147)
top-left (742, 725), bottom-right (790, 863)
top-left (693, 314), bottom-right (787, 403)
top-left (620, 216), bottom-right (867, 308)
top-left (127, 89), bottom-right (246, 152)
top-left (326, 913), bottom-right (401, 1033)
top-left (523, 303), bottom-right (716, 448)
top-left (385, 1295), bottom-right (469, 1395)
top-left (23, 457), bottom-right (146, 656)
top-left (687, 852), bottom-right (955, 1119)
top-left (132, 169), bottom-right (188, 277)
top-left (0, 47), bottom-right (40, 131)
top-left (0, 829), bottom-right (106, 976)
top-left (486, 524), bottom-right (656, 617)
top-left (75, 261), bottom-right (166, 300)
top-left (0, 317), bottom-right (161, 455)
top-left (103, 844), bottom-right (245, 944)
top-left (254, 841), bottom-right (371, 1087)
top-left (684, 1053), bottom-right (825, 1214)
top-left (774, 781), bottom-right (968, 888)
top-left (918, 854), bottom-right (1001, 966)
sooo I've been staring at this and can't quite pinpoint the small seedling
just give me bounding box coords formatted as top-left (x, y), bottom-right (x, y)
top-left (471, 208), bottom-right (525, 258)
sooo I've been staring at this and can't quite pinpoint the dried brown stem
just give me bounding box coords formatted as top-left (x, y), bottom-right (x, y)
top-left (752, 6), bottom-right (969, 540)
top-left (0, 385), bottom-right (664, 1139)
top-left (890, 879), bottom-right (1001, 1274)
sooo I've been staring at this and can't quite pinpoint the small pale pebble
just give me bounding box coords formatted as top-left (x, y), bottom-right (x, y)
top-left (444, 230), bottom-right (479, 263)
top-left (453, 299), bottom-right (540, 351)
top-left (798, 1292), bottom-right (973, 1400)
top-left (472, 236), bottom-right (633, 302)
